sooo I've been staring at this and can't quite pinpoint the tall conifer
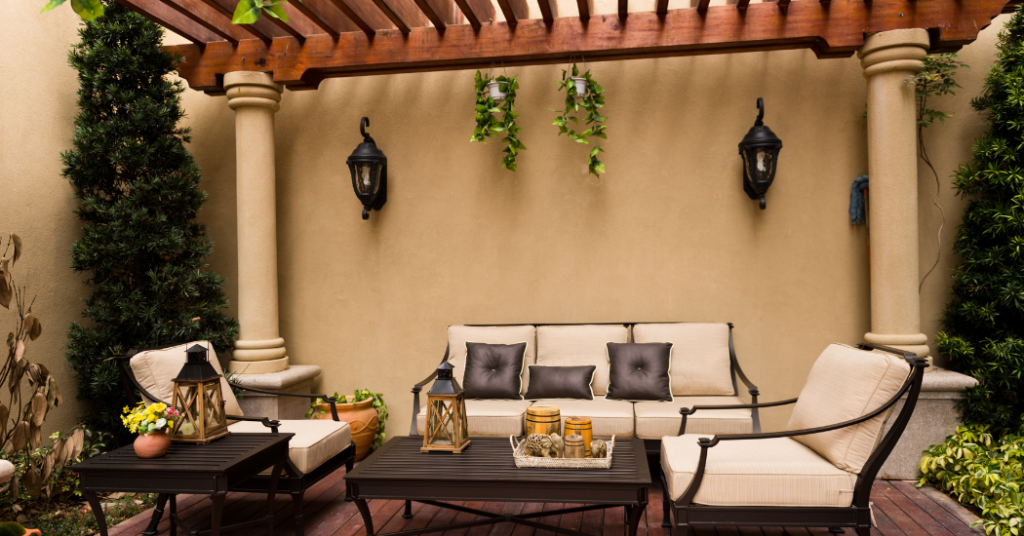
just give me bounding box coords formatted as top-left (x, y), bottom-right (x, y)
top-left (938, 8), bottom-right (1024, 433)
top-left (63, 2), bottom-right (238, 440)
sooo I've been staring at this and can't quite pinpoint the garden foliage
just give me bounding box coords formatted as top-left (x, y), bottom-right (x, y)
top-left (938, 7), bottom-right (1024, 433)
top-left (63, 2), bottom-right (238, 442)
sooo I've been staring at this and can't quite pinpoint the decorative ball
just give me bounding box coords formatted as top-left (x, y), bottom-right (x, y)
top-left (0, 460), bottom-right (14, 485)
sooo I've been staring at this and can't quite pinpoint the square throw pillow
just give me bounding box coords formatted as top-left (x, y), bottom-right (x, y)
top-left (462, 342), bottom-right (527, 400)
top-left (523, 365), bottom-right (597, 400)
top-left (606, 342), bottom-right (673, 401)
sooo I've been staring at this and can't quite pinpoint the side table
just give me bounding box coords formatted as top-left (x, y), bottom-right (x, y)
top-left (73, 432), bottom-right (293, 536)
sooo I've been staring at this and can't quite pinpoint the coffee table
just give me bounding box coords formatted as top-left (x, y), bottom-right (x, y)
top-left (73, 432), bottom-right (293, 536)
top-left (345, 437), bottom-right (651, 536)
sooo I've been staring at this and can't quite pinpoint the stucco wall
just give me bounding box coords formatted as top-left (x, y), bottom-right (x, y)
top-left (0, 0), bottom-right (1008, 438)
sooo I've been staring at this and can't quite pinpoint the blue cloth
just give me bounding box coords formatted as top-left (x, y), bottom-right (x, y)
top-left (850, 175), bottom-right (869, 225)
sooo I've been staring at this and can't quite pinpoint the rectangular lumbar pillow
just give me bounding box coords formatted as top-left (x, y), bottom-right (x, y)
top-left (462, 342), bottom-right (527, 400)
top-left (523, 365), bottom-right (597, 400)
top-left (606, 342), bottom-right (674, 401)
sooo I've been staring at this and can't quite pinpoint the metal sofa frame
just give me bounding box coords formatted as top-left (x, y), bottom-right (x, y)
top-left (662, 343), bottom-right (928, 536)
top-left (116, 347), bottom-right (356, 536)
top-left (409, 322), bottom-right (763, 456)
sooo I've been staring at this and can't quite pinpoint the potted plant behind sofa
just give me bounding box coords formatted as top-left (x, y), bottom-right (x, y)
top-left (307, 389), bottom-right (387, 460)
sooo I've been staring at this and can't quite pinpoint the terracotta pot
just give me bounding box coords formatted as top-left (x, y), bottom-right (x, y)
top-left (317, 396), bottom-right (379, 461)
top-left (134, 430), bottom-right (171, 458)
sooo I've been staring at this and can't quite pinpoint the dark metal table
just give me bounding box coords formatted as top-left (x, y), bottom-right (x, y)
top-left (73, 432), bottom-right (293, 536)
top-left (345, 437), bottom-right (651, 536)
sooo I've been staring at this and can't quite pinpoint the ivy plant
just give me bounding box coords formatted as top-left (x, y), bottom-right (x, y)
top-left (471, 71), bottom-right (526, 171)
top-left (553, 63), bottom-right (607, 176)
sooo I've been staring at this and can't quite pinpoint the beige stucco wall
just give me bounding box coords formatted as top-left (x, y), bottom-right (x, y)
top-left (0, 0), bottom-right (1008, 438)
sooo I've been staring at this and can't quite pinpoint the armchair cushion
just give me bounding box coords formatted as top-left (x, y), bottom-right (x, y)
top-left (130, 341), bottom-right (244, 417)
top-left (448, 326), bottom-right (537, 396)
top-left (633, 397), bottom-right (752, 439)
top-left (417, 399), bottom-right (532, 437)
top-left (786, 343), bottom-right (910, 474)
top-left (536, 325), bottom-right (629, 396)
top-left (661, 435), bottom-right (856, 506)
top-left (524, 365), bottom-right (596, 400)
top-left (632, 323), bottom-right (734, 396)
top-left (529, 398), bottom-right (635, 438)
top-left (463, 342), bottom-right (527, 400)
top-left (229, 419), bottom-right (351, 474)
top-left (606, 343), bottom-right (674, 401)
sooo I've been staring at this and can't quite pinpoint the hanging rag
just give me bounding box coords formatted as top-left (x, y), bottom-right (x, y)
top-left (849, 175), bottom-right (869, 225)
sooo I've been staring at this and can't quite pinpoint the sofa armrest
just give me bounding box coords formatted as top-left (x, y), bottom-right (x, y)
top-left (410, 344), bottom-right (450, 436)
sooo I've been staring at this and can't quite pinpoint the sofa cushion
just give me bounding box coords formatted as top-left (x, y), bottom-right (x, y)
top-left (661, 435), bottom-right (856, 506)
top-left (606, 343), bottom-right (673, 401)
top-left (448, 326), bottom-right (536, 396)
top-left (632, 323), bottom-right (734, 396)
top-left (130, 341), bottom-right (244, 418)
top-left (530, 398), bottom-right (635, 438)
top-left (786, 343), bottom-right (910, 474)
top-left (463, 342), bottom-right (527, 400)
top-left (417, 399), bottom-right (532, 437)
top-left (228, 419), bottom-right (352, 474)
top-left (536, 325), bottom-right (628, 396)
top-left (524, 365), bottom-right (596, 400)
top-left (633, 397), bottom-right (752, 439)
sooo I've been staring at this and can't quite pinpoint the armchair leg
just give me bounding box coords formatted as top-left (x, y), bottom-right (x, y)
top-left (292, 489), bottom-right (305, 536)
top-left (344, 455), bottom-right (355, 502)
top-left (403, 500), bottom-right (413, 519)
top-left (661, 494), bottom-right (671, 528)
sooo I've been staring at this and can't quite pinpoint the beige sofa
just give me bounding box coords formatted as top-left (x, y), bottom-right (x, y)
top-left (410, 323), bottom-right (763, 452)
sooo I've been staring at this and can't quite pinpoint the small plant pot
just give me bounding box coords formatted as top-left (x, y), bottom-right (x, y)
top-left (315, 396), bottom-right (380, 461)
top-left (571, 77), bottom-right (588, 96)
top-left (134, 430), bottom-right (171, 458)
top-left (486, 80), bottom-right (507, 101)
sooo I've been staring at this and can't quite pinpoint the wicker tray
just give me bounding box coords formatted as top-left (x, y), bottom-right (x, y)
top-left (509, 435), bottom-right (615, 469)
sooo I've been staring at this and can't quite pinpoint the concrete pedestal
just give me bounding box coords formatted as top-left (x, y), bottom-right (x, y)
top-left (878, 368), bottom-right (978, 479)
top-left (233, 365), bottom-right (322, 420)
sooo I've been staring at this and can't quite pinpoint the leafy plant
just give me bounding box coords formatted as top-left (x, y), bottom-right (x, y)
top-left (63, 2), bottom-right (239, 444)
top-left (40, 0), bottom-right (103, 21)
top-left (919, 424), bottom-right (1024, 535)
top-left (471, 71), bottom-right (526, 171)
top-left (937, 7), bottom-right (1024, 433)
top-left (306, 389), bottom-right (388, 451)
top-left (18, 490), bottom-right (155, 536)
top-left (552, 63), bottom-right (607, 176)
top-left (231, 0), bottom-right (301, 24)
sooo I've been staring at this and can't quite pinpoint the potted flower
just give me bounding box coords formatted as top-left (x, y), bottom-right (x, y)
top-left (122, 402), bottom-right (179, 458)
top-left (307, 389), bottom-right (387, 461)
top-left (486, 79), bottom-right (507, 101)
top-left (471, 70), bottom-right (525, 171)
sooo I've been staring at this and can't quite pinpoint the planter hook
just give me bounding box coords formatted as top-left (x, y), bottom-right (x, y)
top-left (360, 117), bottom-right (371, 141)
top-left (755, 98), bottom-right (765, 126)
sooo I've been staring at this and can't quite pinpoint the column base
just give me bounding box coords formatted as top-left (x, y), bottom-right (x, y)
top-left (231, 364), bottom-right (322, 420)
top-left (229, 355), bottom-right (289, 374)
top-left (877, 368), bottom-right (978, 479)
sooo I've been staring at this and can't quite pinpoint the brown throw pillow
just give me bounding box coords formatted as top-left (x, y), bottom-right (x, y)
top-left (606, 342), bottom-right (673, 401)
top-left (523, 365), bottom-right (597, 400)
top-left (462, 342), bottom-right (527, 400)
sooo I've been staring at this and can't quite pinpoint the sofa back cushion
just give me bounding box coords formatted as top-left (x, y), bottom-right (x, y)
top-left (536, 324), bottom-right (629, 396)
top-left (448, 325), bottom-right (536, 395)
top-left (130, 341), bottom-right (244, 418)
top-left (632, 323), bottom-right (734, 396)
top-left (786, 343), bottom-right (910, 474)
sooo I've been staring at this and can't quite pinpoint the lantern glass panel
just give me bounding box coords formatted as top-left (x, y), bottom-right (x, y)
top-left (204, 382), bottom-right (225, 429)
top-left (353, 162), bottom-right (382, 195)
top-left (174, 383), bottom-right (200, 436)
top-left (743, 147), bottom-right (777, 185)
top-left (427, 399), bottom-right (455, 445)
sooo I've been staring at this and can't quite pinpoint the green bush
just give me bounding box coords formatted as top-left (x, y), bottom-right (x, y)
top-left (919, 424), bottom-right (1024, 535)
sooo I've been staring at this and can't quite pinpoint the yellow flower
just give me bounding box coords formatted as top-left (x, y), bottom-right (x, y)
top-left (168, 420), bottom-right (174, 428)
top-left (148, 415), bottom-right (157, 422)
top-left (154, 403), bottom-right (167, 412)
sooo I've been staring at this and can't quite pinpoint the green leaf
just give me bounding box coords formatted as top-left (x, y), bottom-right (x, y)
top-left (265, 1), bottom-right (290, 21)
top-left (232, 0), bottom-right (262, 24)
top-left (70, 0), bottom-right (104, 20)
top-left (40, 0), bottom-right (68, 14)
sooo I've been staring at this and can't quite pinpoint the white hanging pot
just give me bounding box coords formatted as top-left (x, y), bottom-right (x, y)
top-left (487, 80), bottom-right (507, 101)
top-left (572, 77), bottom-right (588, 96)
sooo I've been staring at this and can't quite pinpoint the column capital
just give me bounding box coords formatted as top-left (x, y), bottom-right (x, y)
top-left (224, 71), bottom-right (282, 112)
top-left (859, 28), bottom-right (930, 77)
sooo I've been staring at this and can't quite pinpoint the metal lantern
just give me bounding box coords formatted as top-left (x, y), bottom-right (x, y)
top-left (421, 361), bottom-right (471, 454)
top-left (170, 344), bottom-right (230, 444)
top-left (738, 98), bottom-right (783, 210)
top-left (346, 117), bottom-right (388, 221)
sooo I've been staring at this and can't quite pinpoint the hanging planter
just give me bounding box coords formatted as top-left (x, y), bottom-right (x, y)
top-left (472, 70), bottom-right (526, 171)
top-left (553, 63), bottom-right (607, 176)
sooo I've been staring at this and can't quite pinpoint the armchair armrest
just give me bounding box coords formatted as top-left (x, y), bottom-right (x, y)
top-left (727, 323), bottom-right (762, 431)
top-left (678, 398), bottom-right (798, 435)
top-left (410, 344), bottom-right (450, 436)
top-left (231, 385), bottom-right (341, 421)
top-left (228, 415), bottom-right (282, 433)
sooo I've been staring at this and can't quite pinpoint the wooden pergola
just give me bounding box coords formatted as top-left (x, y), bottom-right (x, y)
top-left (116, 0), bottom-right (1017, 93)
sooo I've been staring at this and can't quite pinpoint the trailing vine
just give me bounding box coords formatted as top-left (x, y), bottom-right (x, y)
top-left (471, 71), bottom-right (526, 171)
top-left (553, 63), bottom-right (607, 176)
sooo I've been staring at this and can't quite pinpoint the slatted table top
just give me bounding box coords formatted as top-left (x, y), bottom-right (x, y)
top-left (347, 437), bottom-right (651, 485)
top-left (74, 433), bottom-right (294, 475)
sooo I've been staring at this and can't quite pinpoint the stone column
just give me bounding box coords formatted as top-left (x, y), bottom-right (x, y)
top-left (224, 72), bottom-right (289, 374)
top-left (859, 29), bottom-right (932, 361)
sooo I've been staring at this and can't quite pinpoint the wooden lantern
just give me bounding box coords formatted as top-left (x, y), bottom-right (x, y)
top-left (421, 361), bottom-right (471, 453)
top-left (170, 344), bottom-right (230, 444)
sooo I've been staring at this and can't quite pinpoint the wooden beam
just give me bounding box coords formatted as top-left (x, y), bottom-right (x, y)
top-left (291, 0), bottom-right (343, 36)
top-left (463, 0), bottom-right (496, 24)
top-left (116, 0), bottom-right (218, 46)
top-left (166, 0), bottom-right (1012, 92)
top-left (576, 0), bottom-right (592, 21)
top-left (537, 0), bottom-right (557, 24)
top-left (160, 0), bottom-right (255, 44)
top-left (736, 0), bottom-right (750, 9)
top-left (412, 0), bottom-right (447, 30)
top-left (656, 0), bottom-right (669, 16)
top-left (369, 0), bottom-right (414, 33)
top-left (777, 0), bottom-right (791, 9)
top-left (618, 0), bottom-right (627, 19)
top-left (454, 0), bottom-right (483, 28)
top-left (696, 0), bottom-right (710, 12)
top-left (199, 0), bottom-right (277, 42)
top-left (496, 0), bottom-right (528, 27)
top-left (266, 3), bottom-right (314, 40)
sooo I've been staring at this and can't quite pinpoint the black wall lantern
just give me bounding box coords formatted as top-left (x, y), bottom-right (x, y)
top-left (347, 117), bottom-right (388, 220)
top-left (738, 98), bottom-right (783, 210)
